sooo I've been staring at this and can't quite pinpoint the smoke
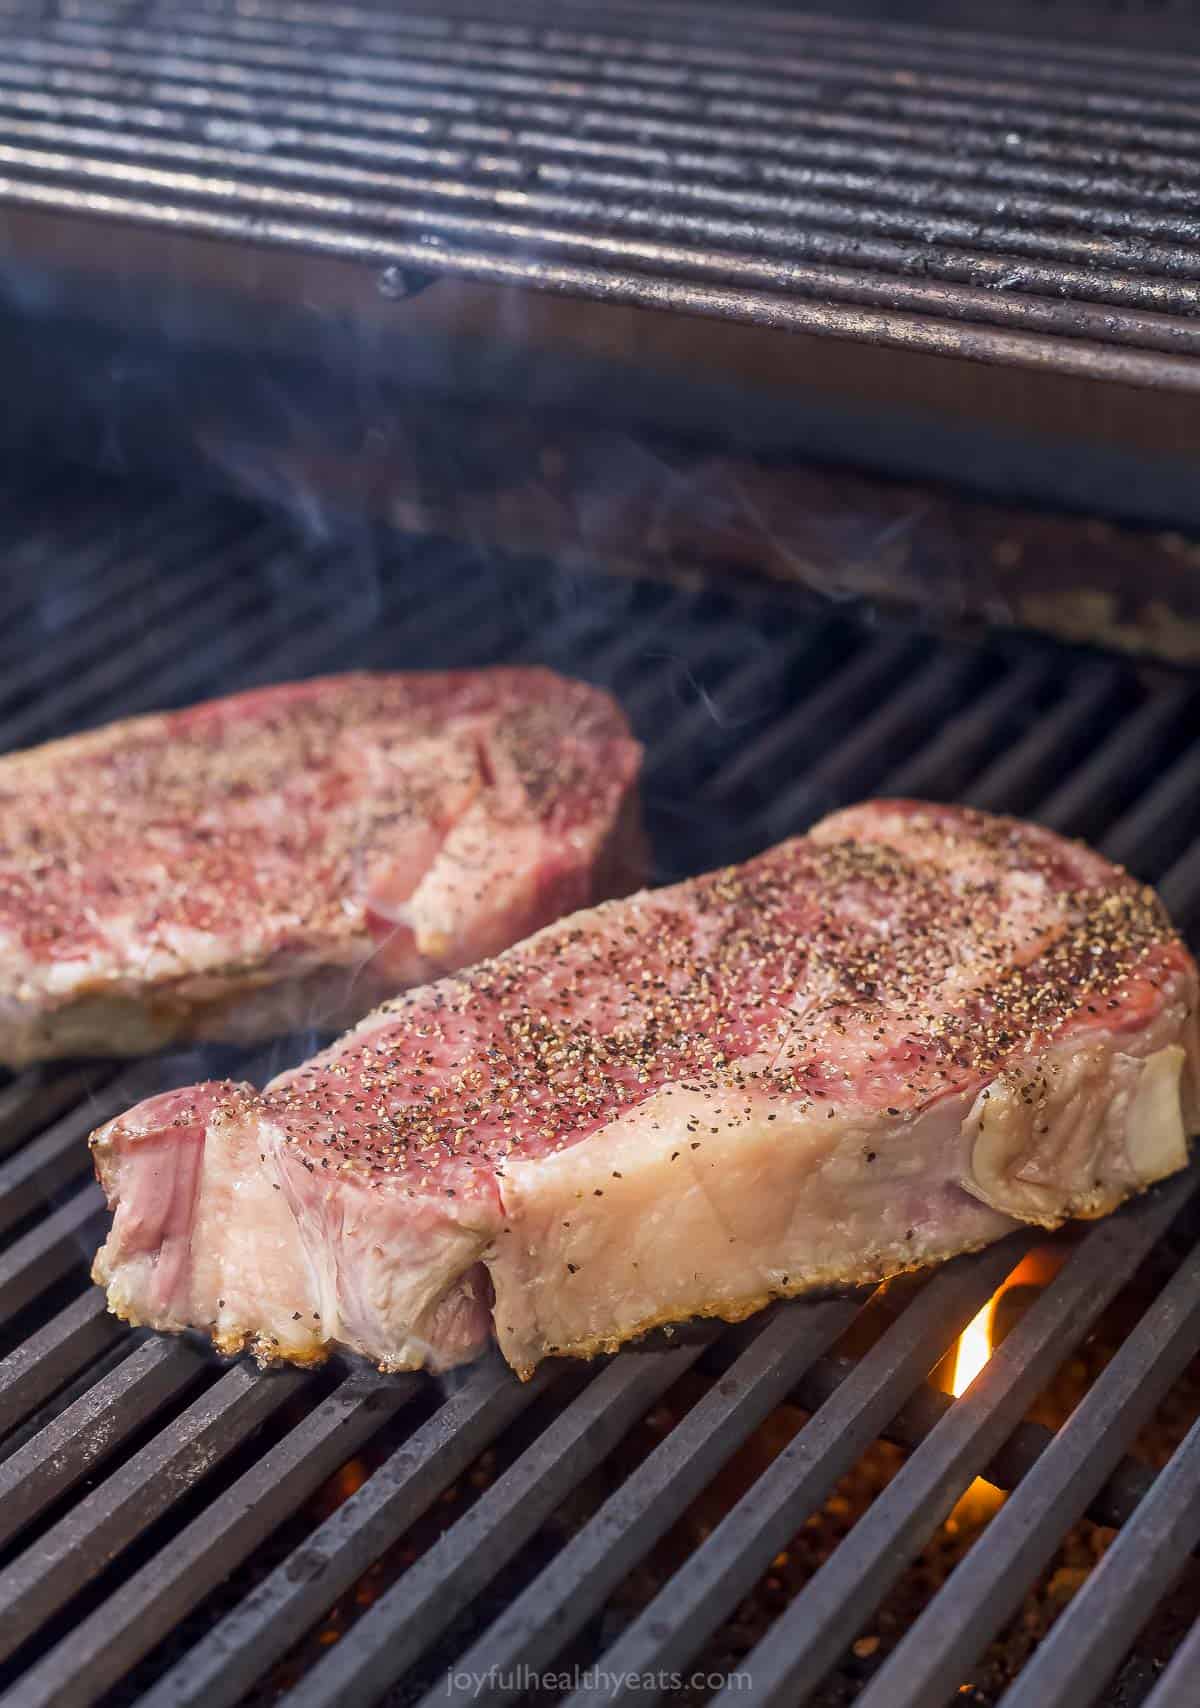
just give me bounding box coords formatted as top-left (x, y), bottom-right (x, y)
top-left (0, 229), bottom-right (955, 1399)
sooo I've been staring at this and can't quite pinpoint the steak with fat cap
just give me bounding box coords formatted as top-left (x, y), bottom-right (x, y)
top-left (91, 801), bottom-right (1200, 1376)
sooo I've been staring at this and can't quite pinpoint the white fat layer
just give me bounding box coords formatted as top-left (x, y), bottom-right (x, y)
top-left (962, 1000), bottom-right (1196, 1224)
top-left (487, 1085), bottom-right (1016, 1376)
top-left (1128, 1047), bottom-right (1189, 1180)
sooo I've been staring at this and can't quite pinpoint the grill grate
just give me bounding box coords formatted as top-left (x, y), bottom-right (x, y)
top-left (1, 1), bottom-right (1200, 384)
top-left (2, 463), bottom-right (1200, 1707)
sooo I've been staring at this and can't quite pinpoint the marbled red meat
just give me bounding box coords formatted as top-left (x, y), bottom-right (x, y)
top-left (0, 669), bottom-right (641, 1066)
top-left (91, 801), bottom-right (1200, 1376)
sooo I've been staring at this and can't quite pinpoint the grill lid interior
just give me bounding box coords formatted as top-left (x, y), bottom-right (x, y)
top-left (2, 0), bottom-right (1200, 385)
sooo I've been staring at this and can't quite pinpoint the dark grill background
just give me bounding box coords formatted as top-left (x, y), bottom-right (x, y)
top-left (2, 464), bottom-right (1200, 1708)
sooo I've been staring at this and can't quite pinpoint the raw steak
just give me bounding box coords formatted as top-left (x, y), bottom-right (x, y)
top-left (91, 801), bottom-right (1200, 1376)
top-left (0, 670), bottom-right (641, 1067)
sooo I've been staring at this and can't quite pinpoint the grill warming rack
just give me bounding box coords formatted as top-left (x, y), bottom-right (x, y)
top-left (1, 0), bottom-right (1200, 386)
top-left (1, 465), bottom-right (1200, 1707)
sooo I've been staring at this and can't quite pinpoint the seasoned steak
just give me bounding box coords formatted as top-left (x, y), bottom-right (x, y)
top-left (0, 670), bottom-right (641, 1066)
top-left (91, 801), bottom-right (1199, 1376)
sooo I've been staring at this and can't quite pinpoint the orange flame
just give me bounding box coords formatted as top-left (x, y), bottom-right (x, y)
top-left (948, 1246), bottom-right (1067, 1403)
top-left (946, 1288), bottom-right (1006, 1526)
top-left (943, 1245), bottom-right (1069, 1525)
top-left (951, 1294), bottom-right (997, 1398)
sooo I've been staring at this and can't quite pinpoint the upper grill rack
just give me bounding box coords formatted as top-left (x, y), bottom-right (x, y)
top-left (3, 463), bottom-right (1200, 1708)
top-left (2, 0), bottom-right (1200, 385)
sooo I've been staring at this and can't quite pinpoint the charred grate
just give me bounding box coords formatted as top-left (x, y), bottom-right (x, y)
top-left (1, 0), bottom-right (1200, 384)
top-left (1, 462), bottom-right (1200, 1708)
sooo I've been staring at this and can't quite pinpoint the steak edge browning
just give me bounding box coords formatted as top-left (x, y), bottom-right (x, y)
top-left (91, 802), bottom-right (1200, 1377)
top-left (0, 668), bottom-right (642, 1066)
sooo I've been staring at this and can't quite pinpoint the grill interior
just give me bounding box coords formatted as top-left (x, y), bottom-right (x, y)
top-left (2, 0), bottom-right (1200, 384)
top-left (3, 465), bottom-right (1200, 1708)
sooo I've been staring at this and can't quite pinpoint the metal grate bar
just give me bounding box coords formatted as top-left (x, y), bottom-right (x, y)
top-left (1035, 681), bottom-right (1196, 840)
top-left (72, 0), bottom-right (1200, 82)
top-left (7, 555), bottom-right (383, 758)
top-left (0, 1331), bottom-right (136, 1470)
top-left (0, 1289), bottom-right (122, 1441)
top-left (1001, 1412), bottom-right (1200, 1708)
top-left (2, 2), bottom-right (1199, 377)
top-left (0, 502), bottom-right (235, 662)
top-left (429, 1247), bottom-right (1030, 1708)
top-left (21, 1), bottom-right (1196, 88)
top-left (7, 90), bottom-right (1200, 313)
top-left (42, 526), bottom-right (413, 748)
top-left (761, 651), bottom-right (977, 838)
top-left (701, 1178), bottom-right (1195, 1708)
top-left (1155, 837), bottom-right (1200, 931)
top-left (0, 471), bottom-right (94, 590)
top-left (611, 595), bottom-right (753, 707)
top-left (0, 491), bottom-right (208, 654)
top-left (9, 168), bottom-right (1197, 389)
top-left (5, 26), bottom-right (1190, 157)
top-left (11, 1369), bottom-right (423, 1708)
top-left (426, 1301), bottom-right (859, 1708)
top-left (6, 118), bottom-right (1198, 345)
top-left (0, 1072), bottom-right (158, 1239)
top-left (841, 79), bottom-right (1200, 156)
top-left (0, 1182), bottom-right (105, 1322)
top-left (141, 1356), bottom-right (558, 1708)
top-left (854, 1233), bottom-right (1200, 1708)
top-left (0, 54), bottom-right (1195, 332)
top-left (5, 93), bottom-right (1196, 290)
top-left (359, 560), bottom-right (543, 676)
top-left (874, 656), bottom-right (1052, 803)
top-left (0, 1364), bottom-right (309, 1676)
top-left (794, 1352), bottom-right (1168, 1541)
top-left (571, 1184), bottom-right (1183, 1708)
top-left (639, 620), bottom-right (842, 788)
top-left (705, 632), bottom-right (918, 801)
top-left (1142, 1543), bottom-right (1200, 1707)
top-left (10, 29), bottom-right (1200, 193)
top-left (0, 529), bottom-right (522, 765)
top-left (0, 1337), bottom-right (206, 1553)
top-left (22, 6), bottom-right (1200, 130)
top-left (511, 576), bottom-right (677, 673)
top-left (0, 495), bottom-right (243, 625)
top-left (0, 531), bottom-right (294, 752)
top-left (960, 665), bottom-right (1120, 817)
top-left (1097, 740), bottom-right (1200, 876)
top-left (557, 588), bottom-right (701, 694)
top-left (0, 514), bottom-right (268, 729)
top-left (58, 0), bottom-right (1194, 67)
top-left (7, 32), bottom-right (1200, 244)
top-left (289, 1337), bottom-right (718, 1708)
top-left (0, 1067), bottom-right (112, 1162)
top-left (558, 1235), bottom-right (1038, 1708)
top-left (890, 663), bottom-right (1111, 831)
